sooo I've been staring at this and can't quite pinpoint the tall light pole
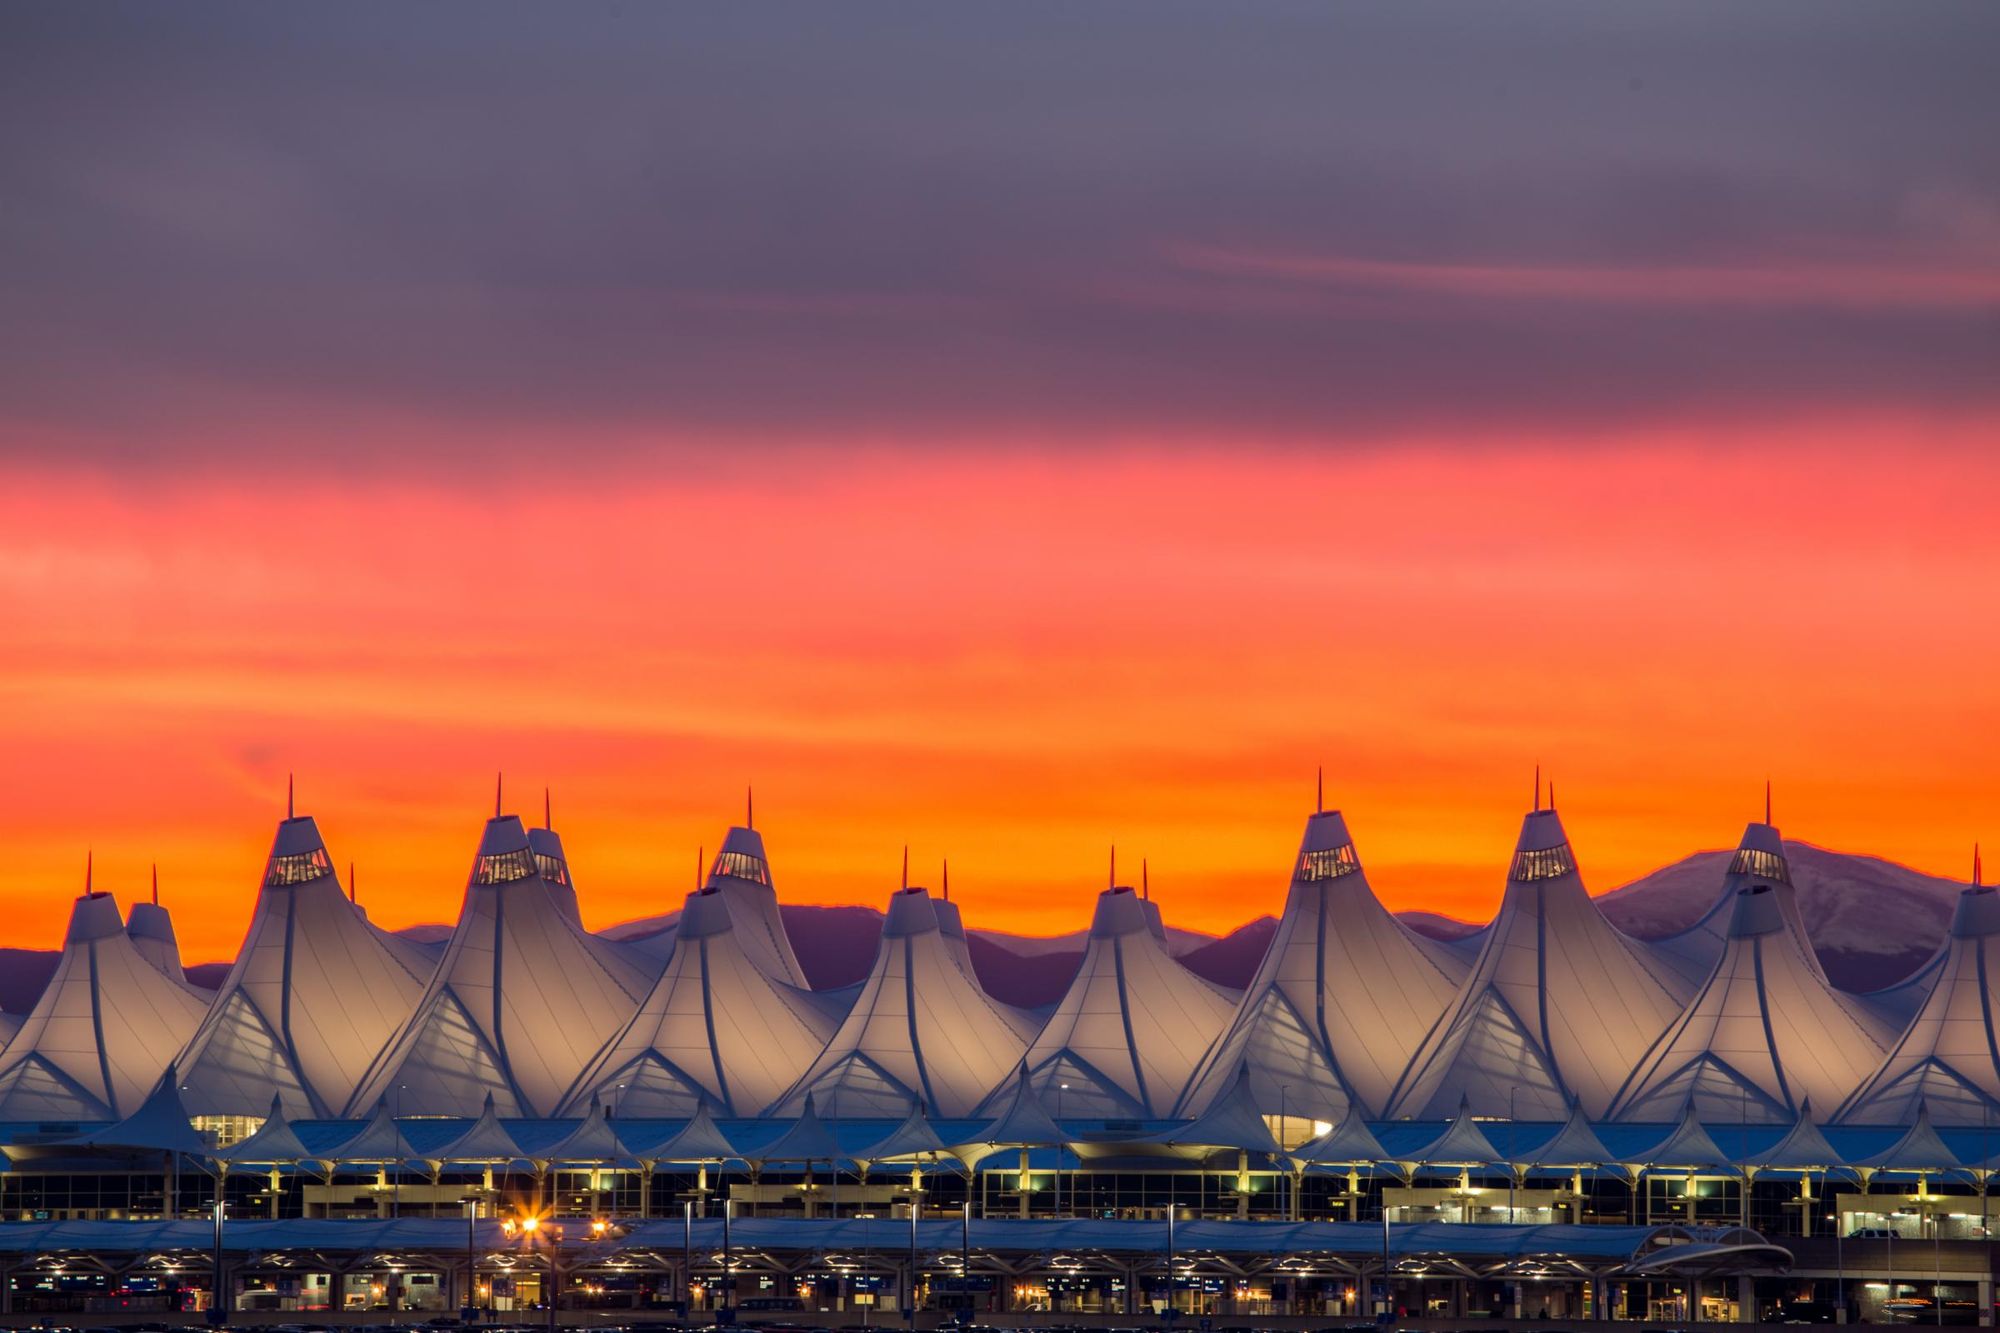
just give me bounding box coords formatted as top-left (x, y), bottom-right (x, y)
top-left (208, 1196), bottom-right (226, 1328)
top-left (1828, 1212), bottom-right (1845, 1325)
top-left (1056, 1083), bottom-right (1069, 1219)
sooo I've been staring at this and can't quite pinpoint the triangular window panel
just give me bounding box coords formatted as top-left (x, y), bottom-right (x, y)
top-left (1205, 989), bottom-right (1353, 1122)
top-left (1851, 1061), bottom-right (2000, 1128)
top-left (800, 1054), bottom-right (921, 1119)
top-left (602, 1055), bottom-right (713, 1119)
top-left (182, 992), bottom-right (316, 1117)
top-left (1618, 1056), bottom-right (1786, 1125)
top-left (0, 1053), bottom-right (106, 1121)
top-left (1411, 993), bottom-right (1566, 1121)
top-left (393, 990), bottom-right (525, 1118)
top-left (1028, 1052), bottom-right (1144, 1119)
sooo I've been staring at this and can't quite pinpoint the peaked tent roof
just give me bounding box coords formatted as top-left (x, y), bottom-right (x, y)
top-left (1741, 1100), bottom-right (1845, 1171)
top-left (932, 894), bottom-right (977, 977)
top-left (705, 824), bottom-right (808, 988)
top-left (1404, 1098), bottom-right (1503, 1166)
top-left (0, 892), bottom-right (211, 1122)
top-left (1178, 810), bottom-right (1468, 1122)
top-left (625, 1100), bottom-right (739, 1163)
top-left (1523, 1102), bottom-right (1615, 1169)
top-left (177, 814), bottom-right (437, 1118)
top-left (1635, 1104), bottom-right (1737, 1172)
top-left (1165, 1065), bottom-right (1282, 1154)
top-left (1610, 881), bottom-right (1892, 1124)
top-left (557, 884), bottom-right (835, 1117)
top-left (125, 899), bottom-right (201, 993)
top-left (997, 885), bottom-right (1234, 1118)
top-left (1293, 1103), bottom-right (1390, 1166)
top-left (527, 824), bottom-right (584, 926)
top-left (855, 1105), bottom-right (953, 1165)
top-left (542, 1096), bottom-right (628, 1163)
top-left (326, 1100), bottom-right (421, 1163)
top-left (964, 1064), bottom-right (1067, 1150)
top-left (345, 815), bottom-right (649, 1118)
top-left (1839, 887), bottom-right (2000, 1126)
top-left (1851, 1100), bottom-right (1961, 1172)
top-left (59, 1063), bottom-right (212, 1155)
top-left (753, 1092), bottom-right (843, 1161)
top-left (219, 1096), bottom-right (318, 1166)
top-left (1649, 823), bottom-right (1821, 989)
top-left (771, 887), bottom-right (1033, 1118)
top-left (428, 1093), bottom-right (528, 1164)
top-left (1384, 808), bottom-right (1690, 1120)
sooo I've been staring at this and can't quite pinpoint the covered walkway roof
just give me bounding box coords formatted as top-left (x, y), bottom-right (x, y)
top-left (0, 1218), bottom-right (1788, 1276)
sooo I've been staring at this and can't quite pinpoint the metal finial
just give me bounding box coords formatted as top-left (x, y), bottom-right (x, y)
top-left (1142, 858), bottom-right (1149, 900)
top-left (901, 845), bottom-right (909, 891)
top-left (287, 772), bottom-right (294, 819)
top-left (1534, 764), bottom-right (1541, 813)
top-left (494, 772), bottom-right (503, 819)
top-left (151, 863), bottom-right (158, 906)
top-left (544, 787), bottom-right (551, 830)
top-left (746, 786), bottom-right (753, 830)
top-left (1765, 779), bottom-right (1772, 827)
top-left (349, 861), bottom-right (356, 903)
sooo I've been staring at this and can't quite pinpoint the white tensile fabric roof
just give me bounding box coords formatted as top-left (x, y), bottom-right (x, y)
top-left (0, 892), bottom-right (210, 1121)
top-left (344, 814), bottom-right (649, 1118)
top-left (1180, 810), bottom-right (1468, 1122)
top-left (558, 883), bottom-right (836, 1117)
top-left (1649, 823), bottom-right (1822, 990)
top-left (1839, 886), bottom-right (2000, 1125)
top-left (1385, 808), bottom-right (1690, 1120)
top-left (125, 899), bottom-right (199, 993)
top-left (1610, 880), bottom-right (1891, 1123)
top-left (932, 893), bottom-right (976, 976)
top-left (773, 886), bottom-right (1034, 1117)
top-left (705, 825), bottom-right (809, 988)
top-left (999, 884), bottom-right (1233, 1118)
top-left (176, 814), bottom-right (437, 1119)
top-left (527, 824), bottom-right (584, 926)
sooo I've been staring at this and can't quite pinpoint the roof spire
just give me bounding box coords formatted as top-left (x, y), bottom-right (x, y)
top-left (1765, 778), bottom-right (1772, 827)
top-left (1142, 857), bottom-right (1149, 900)
top-left (1109, 844), bottom-right (1116, 889)
top-left (287, 772), bottom-right (294, 819)
top-left (349, 860), bottom-right (356, 903)
top-left (900, 844), bottom-right (909, 891)
top-left (696, 845), bottom-right (704, 890)
top-left (1316, 766), bottom-right (1324, 815)
top-left (1977, 843), bottom-right (1984, 889)
top-left (1548, 780), bottom-right (1556, 810)
top-left (1534, 763), bottom-right (1541, 813)
top-left (151, 862), bottom-right (158, 906)
top-left (544, 787), bottom-right (551, 830)
top-left (494, 772), bottom-right (503, 818)
top-left (85, 848), bottom-right (92, 894)
top-left (942, 858), bottom-right (950, 901)
top-left (746, 785), bottom-right (754, 830)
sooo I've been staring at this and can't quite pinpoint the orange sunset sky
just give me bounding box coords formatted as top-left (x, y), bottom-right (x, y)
top-left (3, 5), bottom-right (1996, 962)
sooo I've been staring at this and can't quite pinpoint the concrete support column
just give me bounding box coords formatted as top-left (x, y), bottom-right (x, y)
top-left (1979, 1278), bottom-right (1992, 1326)
top-left (1737, 1275), bottom-right (1755, 1322)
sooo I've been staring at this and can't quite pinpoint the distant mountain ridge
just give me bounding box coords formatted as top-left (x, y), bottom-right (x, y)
top-left (0, 842), bottom-right (1966, 1018)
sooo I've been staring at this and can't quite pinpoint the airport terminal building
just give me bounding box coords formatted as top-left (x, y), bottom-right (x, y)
top-left (3, 796), bottom-right (1997, 1323)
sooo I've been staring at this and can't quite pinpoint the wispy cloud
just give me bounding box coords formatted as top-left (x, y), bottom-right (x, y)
top-left (1165, 243), bottom-right (2000, 312)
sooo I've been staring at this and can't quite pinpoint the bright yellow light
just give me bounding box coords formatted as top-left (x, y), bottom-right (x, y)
top-left (520, 1215), bottom-right (540, 1233)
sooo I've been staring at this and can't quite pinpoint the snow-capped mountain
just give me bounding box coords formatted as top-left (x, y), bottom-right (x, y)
top-left (1594, 840), bottom-right (1964, 990)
